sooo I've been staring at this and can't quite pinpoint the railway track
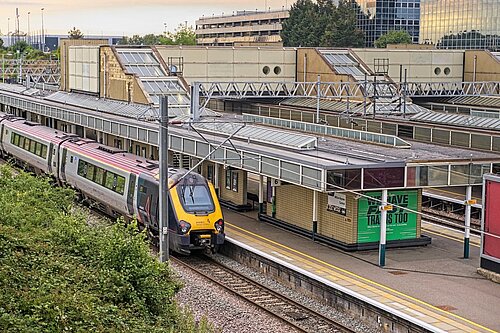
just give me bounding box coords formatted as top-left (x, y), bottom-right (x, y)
top-left (172, 255), bottom-right (356, 333)
top-left (422, 209), bottom-right (481, 235)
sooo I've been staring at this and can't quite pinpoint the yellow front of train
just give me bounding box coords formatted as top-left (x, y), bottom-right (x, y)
top-left (168, 173), bottom-right (225, 254)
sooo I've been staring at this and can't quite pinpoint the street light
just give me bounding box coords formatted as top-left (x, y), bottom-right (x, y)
top-left (27, 12), bottom-right (30, 46)
top-left (41, 8), bottom-right (45, 52)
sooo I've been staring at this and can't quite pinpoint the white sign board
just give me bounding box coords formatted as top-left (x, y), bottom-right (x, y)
top-left (327, 192), bottom-right (346, 216)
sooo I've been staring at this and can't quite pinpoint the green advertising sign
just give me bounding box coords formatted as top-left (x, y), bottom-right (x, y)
top-left (357, 190), bottom-right (418, 243)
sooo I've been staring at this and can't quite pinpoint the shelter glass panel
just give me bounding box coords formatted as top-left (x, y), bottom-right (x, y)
top-left (327, 169), bottom-right (362, 190)
top-left (261, 157), bottom-right (279, 178)
top-left (451, 131), bottom-right (470, 148)
top-left (414, 127), bottom-right (431, 142)
top-left (302, 167), bottom-right (321, 189)
top-left (363, 167), bottom-right (405, 189)
top-left (281, 161), bottom-right (300, 183)
top-left (431, 129), bottom-right (450, 145)
top-left (415, 165), bottom-right (449, 186)
top-left (471, 134), bottom-right (491, 150)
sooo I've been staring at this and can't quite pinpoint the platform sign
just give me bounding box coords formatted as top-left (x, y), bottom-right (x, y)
top-left (327, 192), bottom-right (346, 216)
top-left (482, 178), bottom-right (500, 263)
top-left (357, 190), bottom-right (418, 243)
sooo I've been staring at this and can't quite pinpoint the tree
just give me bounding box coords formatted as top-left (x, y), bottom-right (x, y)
top-left (281, 0), bottom-right (321, 47)
top-left (0, 38), bottom-right (3, 49)
top-left (281, 0), bottom-right (363, 47)
top-left (375, 30), bottom-right (412, 48)
top-left (171, 24), bottom-right (196, 45)
top-left (324, 0), bottom-right (365, 47)
top-left (68, 27), bottom-right (84, 39)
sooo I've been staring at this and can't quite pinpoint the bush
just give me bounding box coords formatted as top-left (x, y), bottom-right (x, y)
top-left (0, 165), bottom-right (214, 332)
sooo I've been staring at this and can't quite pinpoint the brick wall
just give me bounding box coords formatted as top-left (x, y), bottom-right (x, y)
top-left (218, 168), bottom-right (247, 205)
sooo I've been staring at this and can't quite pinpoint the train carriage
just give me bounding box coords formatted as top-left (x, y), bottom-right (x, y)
top-left (0, 111), bottom-right (225, 254)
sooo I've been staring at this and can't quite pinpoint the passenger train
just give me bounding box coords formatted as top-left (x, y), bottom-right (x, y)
top-left (0, 112), bottom-right (225, 254)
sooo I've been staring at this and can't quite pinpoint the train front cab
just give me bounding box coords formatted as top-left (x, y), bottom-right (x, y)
top-left (136, 172), bottom-right (225, 254)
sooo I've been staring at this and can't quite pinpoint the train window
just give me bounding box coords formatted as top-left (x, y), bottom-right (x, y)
top-left (19, 136), bottom-right (25, 148)
top-left (24, 139), bottom-right (30, 151)
top-left (41, 146), bottom-right (48, 159)
top-left (178, 184), bottom-right (215, 213)
top-left (95, 167), bottom-right (105, 185)
top-left (13, 133), bottom-right (20, 146)
top-left (35, 142), bottom-right (42, 156)
top-left (86, 164), bottom-right (95, 181)
top-left (115, 176), bottom-right (125, 195)
top-left (104, 172), bottom-right (115, 191)
top-left (77, 160), bottom-right (86, 177)
top-left (29, 140), bottom-right (36, 154)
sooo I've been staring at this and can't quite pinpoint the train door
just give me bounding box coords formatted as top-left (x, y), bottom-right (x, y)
top-left (136, 174), bottom-right (159, 231)
top-left (60, 148), bottom-right (68, 182)
top-left (47, 143), bottom-right (54, 174)
top-left (127, 174), bottom-right (137, 216)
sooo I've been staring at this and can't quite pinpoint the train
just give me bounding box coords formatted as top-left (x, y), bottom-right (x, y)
top-left (0, 111), bottom-right (225, 254)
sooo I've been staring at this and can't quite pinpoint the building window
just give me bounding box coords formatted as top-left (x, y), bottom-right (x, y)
top-left (207, 164), bottom-right (215, 183)
top-left (263, 66), bottom-right (270, 75)
top-left (434, 67), bottom-right (441, 75)
top-left (444, 67), bottom-right (451, 75)
top-left (232, 171), bottom-right (239, 192)
top-left (225, 169), bottom-right (239, 192)
top-left (273, 66), bottom-right (281, 75)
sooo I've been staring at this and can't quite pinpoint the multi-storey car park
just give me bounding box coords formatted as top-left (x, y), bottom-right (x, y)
top-left (1, 41), bottom-right (500, 332)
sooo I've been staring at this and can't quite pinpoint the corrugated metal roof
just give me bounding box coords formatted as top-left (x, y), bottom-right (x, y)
top-left (193, 121), bottom-right (318, 150)
top-left (410, 111), bottom-right (500, 130)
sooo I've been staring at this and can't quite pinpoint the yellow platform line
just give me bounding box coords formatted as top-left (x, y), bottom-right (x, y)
top-left (422, 227), bottom-right (481, 247)
top-left (226, 222), bottom-right (496, 333)
top-left (425, 188), bottom-right (482, 202)
top-left (229, 228), bottom-right (463, 328)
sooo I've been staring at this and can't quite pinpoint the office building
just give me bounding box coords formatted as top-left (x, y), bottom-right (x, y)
top-left (354, 0), bottom-right (421, 47)
top-left (195, 10), bottom-right (289, 46)
top-left (419, 0), bottom-right (500, 51)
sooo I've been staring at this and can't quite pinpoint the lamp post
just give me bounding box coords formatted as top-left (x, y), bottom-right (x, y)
top-left (27, 12), bottom-right (30, 45)
top-left (41, 8), bottom-right (45, 52)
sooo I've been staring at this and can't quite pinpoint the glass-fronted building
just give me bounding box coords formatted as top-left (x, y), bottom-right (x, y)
top-left (354, 0), bottom-right (421, 47)
top-left (420, 0), bottom-right (500, 51)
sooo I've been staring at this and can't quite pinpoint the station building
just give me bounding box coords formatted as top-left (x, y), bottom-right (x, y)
top-left (1, 42), bottom-right (500, 252)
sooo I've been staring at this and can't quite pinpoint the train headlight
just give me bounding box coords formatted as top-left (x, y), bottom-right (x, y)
top-left (214, 219), bottom-right (224, 233)
top-left (179, 220), bottom-right (191, 234)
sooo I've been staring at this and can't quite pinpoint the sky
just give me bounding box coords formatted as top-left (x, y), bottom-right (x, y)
top-left (0, 0), bottom-right (293, 37)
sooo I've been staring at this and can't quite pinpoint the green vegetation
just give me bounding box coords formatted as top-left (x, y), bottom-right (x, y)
top-left (120, 24), bottom-right (196, 46)
top-left (281, 0), bottom-right (364, 47)
top-left (68, 27), bottom-right (84, 39)
top-left (0, 165), bottom-right (214, 332)
top-left (0, 41), bottom-right (57, 61)
top-left (374, 30), bottom-right (412, 48)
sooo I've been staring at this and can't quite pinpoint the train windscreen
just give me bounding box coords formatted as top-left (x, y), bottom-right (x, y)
top-left (178, 184), bottom-right (215, 214)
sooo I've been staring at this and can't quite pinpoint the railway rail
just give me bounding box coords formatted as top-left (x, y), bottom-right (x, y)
top-left (172, 255), bottom-right (356, 333)
top-left (422, 208), bottom-right (481, 235)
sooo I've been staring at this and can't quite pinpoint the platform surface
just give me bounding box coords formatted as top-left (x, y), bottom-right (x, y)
top-left (222, 208), bottom-right (499, 333)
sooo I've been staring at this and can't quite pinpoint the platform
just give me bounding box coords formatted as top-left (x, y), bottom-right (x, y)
top-left (423, 187), bottom-right (483, 209)
top-left (222, 207), bottom-right (499, 333)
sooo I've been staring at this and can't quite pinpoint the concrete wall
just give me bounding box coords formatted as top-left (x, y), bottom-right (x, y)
top-left (352, 48), bottom-right (464, 82)
top-left (68, 46), bottom-right (100, 93)
top-left (100, 46), bottom-right (150, 104)
top-left (60, 39), bottom-right (108, 92)
top-left (156, 46), bottom-right (296, 84)
top-left (464, 50), bottom-right (500, 81)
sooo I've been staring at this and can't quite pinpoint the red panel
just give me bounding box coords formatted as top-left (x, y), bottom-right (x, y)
top-left (484, 180), bottom-right (500, 259)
